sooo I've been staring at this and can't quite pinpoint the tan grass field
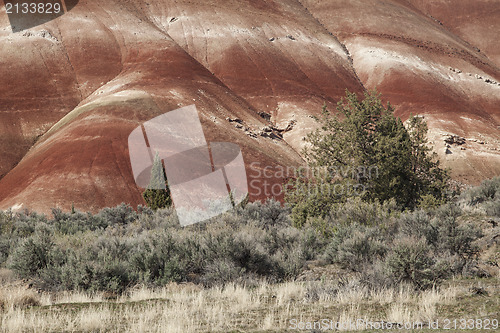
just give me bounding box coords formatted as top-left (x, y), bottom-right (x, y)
top-left (0, 268), bottom-right (498, 333)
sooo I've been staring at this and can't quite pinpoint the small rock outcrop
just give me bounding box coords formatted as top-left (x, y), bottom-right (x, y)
top-left (258, 112), bottom-right (271, 121)
top-left (444, 135), bottom-right (466, 145)
top-left (226, 117), bottom-right (243, 124)
top-left (275, 120), bottom-right (296, 133)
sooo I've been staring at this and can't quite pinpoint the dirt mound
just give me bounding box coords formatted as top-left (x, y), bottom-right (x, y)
top-left (0, 0), bottom-right (498, 213)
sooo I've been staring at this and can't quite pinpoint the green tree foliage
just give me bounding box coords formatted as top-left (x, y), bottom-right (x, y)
top-left (287, 90), bottom-right (449, 226)
top-left (142, 153), bottom-right (172, 210)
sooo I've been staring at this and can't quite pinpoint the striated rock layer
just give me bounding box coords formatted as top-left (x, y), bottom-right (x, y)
top-left (300, 0), bottom-right (500, 184)
top-left (0, 0), bottom-right (498, 213)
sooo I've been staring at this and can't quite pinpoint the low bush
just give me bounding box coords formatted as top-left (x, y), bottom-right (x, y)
top-left (237, 200), bottom-right (291, 229)
top-left (460, 176), bottom-right (500, 206)
top-left (323, 225), bottom-right (386, 272)
top-left (398, 210), bottom-right (436, 243)
top-left (385, 237), bottom-right (446, 290)
top-left (50, 208), bottom-right (108, 234)
top-left (336, 230), bottom-right (386, 272)
top-left (484, 198), bottom-right (500, 217)
top-left (8, 226), bottom-right (54, 277)
top-left (202, 259), bottom-right (245, 286)
top-left (329, 197), bottom-right (398, 226)
top-left (97, 203), bottom-right (138, 226)
top-left (432, 204), bottom-right (482, 259)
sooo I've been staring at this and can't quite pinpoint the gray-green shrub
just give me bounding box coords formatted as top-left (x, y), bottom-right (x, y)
top-left (385, 237), bottom-right (444, 289)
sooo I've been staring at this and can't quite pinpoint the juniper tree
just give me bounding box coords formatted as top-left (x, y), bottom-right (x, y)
top-left (142, 152), bottom-right (172, 210)
top-left (286, 90), bottom-right (449, 226)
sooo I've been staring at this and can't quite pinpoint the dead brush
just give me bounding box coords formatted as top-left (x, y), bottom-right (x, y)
top-left (0, 282), bottom-right (41, 311)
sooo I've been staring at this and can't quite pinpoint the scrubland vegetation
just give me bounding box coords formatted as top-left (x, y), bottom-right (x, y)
top-left (0, 177), bottom-right (499, 332)
top-left (1, 178), bottom-right (498, 294)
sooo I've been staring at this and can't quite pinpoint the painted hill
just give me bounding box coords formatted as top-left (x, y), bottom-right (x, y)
top-left (0, 0), bottom-right (499, 213)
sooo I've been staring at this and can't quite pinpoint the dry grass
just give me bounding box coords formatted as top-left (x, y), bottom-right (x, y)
top-left (0, 276), bottom-right (498, 332)
top-left (0, 282), bottom-right (41, 311)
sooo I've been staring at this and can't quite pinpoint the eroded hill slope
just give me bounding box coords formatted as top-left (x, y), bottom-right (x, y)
top-left (0, 0), bottom-right (498, 212)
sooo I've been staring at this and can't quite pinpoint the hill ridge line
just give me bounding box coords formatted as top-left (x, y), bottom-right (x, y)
top-left (295, 0), bottom-right (366, 92)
